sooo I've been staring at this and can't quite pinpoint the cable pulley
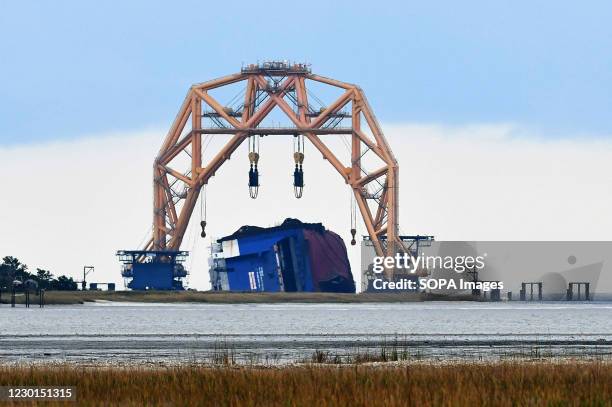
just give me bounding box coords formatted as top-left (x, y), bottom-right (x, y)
top-left (248, 136), bottom-right (260, 199)
top-left (293, 135), bottom-right (304, 198)
top-left (200, 221), bottom-right (207, 238)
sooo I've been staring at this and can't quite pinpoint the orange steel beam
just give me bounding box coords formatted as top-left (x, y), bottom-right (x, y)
top-left (373, 179), bottom-right (389, 230)
top-left (150, 65), bottom-right (404, 270)
top-left (162, 77), bottom-right (297, 249)
top-left (242, 77), bottom-right (256, 123)
top-left (160, 164), bottom-right (192, 186)
top-left (193, 77), bottom-right (296, 187)
top-left (296, 76), bottom-right (308, 123)
top-left (193, 73), bottom-right (246, 91)
top-left (351, 102), bottom-right (361, 183)
top-left (193, 128), bottom-right (354, 135)
top-left (354, 128), bottom-right (385, 160)
top-left (252, 75), bottom-right (350, 181)
top-left (191, 95), bottom-right (202, 178)
top-left (193, 89), bottom-right (242, 129)
top-left (356, 166), bottom-right (388, 187)
top-left (160, 174), bottom-right (178, 228)
top-left (158, 93), bottom-right (192, 155)
top-left (159, 131), bottom-right (195, 166)
top-left (307, 74), bottom-right (355, 90)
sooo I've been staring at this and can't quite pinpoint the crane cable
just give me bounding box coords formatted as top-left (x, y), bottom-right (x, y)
top-left (200, 184), bottom-right (207, 238)
top-left (350, 190), bottom-right (357, 245)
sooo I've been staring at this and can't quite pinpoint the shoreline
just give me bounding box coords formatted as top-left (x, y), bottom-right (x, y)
top-left (0, 290), bottom-right (475, 305)
top-left (4, 290), bottom-right (611, 305)
top-left (2, 335), bottom-right (610, 367)
top-left (1, 357), bottom-right (611, 368)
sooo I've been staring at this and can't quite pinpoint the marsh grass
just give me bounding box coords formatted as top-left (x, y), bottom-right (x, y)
top-left (0, 362), bottom-right (609, 406)
top-left (209, 341), bottom-right (236, 365)
top-left (308, 346), bottom-right (423, 364)
top-left (307, 337), bottom-right (426, 364)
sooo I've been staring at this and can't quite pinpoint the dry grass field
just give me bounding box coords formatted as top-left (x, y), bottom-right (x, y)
top-left (0, 362), bottom-right (610, 406)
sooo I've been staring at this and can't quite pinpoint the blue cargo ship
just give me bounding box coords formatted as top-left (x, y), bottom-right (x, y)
top-left (209, 219), bottom-right (355, 293)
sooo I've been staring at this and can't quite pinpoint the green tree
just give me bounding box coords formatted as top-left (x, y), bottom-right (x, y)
top-left (0, 256), bottom-right (31, 288)
top-left (35, 268), bottom-right (54, 289)
top-left (1, 256), bottom-right (78, 291)
top-left (50, 275), bottom-right (78, 291)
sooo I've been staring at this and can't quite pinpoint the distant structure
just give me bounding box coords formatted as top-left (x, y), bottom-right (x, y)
top-left (567, 282), bottom-right (591, 301)
top-left (117, 250), bottom-right (188, 290)
top-left (361, 235), bottom-right (434, 292)
top-left (89, 283), bottom-right (116, 291)
top-left (76, 265), bottom-right (94, 291)
top-left (466, 267), bottom-right (501, 301)
top-left (520, 282), bottom-right (543, 301)
top-left (2, 280), bottom-right (45, 308)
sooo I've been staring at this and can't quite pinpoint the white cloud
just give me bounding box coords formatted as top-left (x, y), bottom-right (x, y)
top-left (1, 124), bottom-right (611, 290)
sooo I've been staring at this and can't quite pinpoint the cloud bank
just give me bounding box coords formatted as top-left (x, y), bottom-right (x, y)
top-left (1, 124), bottom-right (611, 290)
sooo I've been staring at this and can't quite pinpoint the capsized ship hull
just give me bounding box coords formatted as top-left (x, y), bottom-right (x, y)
top-left (209, 218), bottom-right (355, 293)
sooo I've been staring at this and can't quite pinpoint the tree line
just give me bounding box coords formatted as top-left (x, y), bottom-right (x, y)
top-left (0, 256), bottom-right (78, 290)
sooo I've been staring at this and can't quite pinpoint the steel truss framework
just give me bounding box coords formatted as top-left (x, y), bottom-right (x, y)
top-left (148, 64), bottom-right (402, 261)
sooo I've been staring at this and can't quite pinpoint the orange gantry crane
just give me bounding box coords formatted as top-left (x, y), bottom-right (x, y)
top-left (146, 62), bottom-right (402, 261)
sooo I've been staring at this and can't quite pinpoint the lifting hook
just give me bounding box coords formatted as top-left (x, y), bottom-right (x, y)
top-left (293, 151), bottom-right (304, 198)
top-left (248, 151), bottom-right (259, 199)
top-left (200, 220), bottom-right (207, 238)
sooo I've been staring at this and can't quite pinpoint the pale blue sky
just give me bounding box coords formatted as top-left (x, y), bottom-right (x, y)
top-left (1, 0), bottom-right (611, 144)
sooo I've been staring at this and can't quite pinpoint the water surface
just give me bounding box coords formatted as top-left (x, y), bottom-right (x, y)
top-left (1, 301), bottom-right (610, 364)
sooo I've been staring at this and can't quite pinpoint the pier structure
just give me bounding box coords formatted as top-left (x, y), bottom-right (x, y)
top-left (520, 282), bottom-right (543, 301)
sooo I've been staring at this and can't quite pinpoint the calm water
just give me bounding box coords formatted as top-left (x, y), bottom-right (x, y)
top-left (1, 302), bottom-right (611, 364)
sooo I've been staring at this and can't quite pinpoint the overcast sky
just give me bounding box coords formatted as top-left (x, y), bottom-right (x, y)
top-left (1, 126), bottom-right (611, 290)
top-left (1, 1), bottom-right (611, 290)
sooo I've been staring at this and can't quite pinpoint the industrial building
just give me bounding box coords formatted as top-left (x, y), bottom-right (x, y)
top-left (117, 250), bottom-right (188, 290)
top-left (209, 219), bottom-right (355, 293)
